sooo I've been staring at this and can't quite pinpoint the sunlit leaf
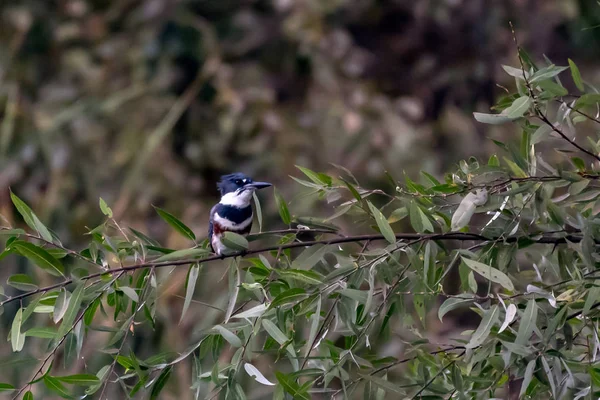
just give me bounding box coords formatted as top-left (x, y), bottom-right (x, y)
top-left (10, 190), bottom-right (54, 243)
top-left (274, 189), bottom-right (291, 225)
top-left (466, 305), bottom-right (499, 348)
top-left (99, 198), bottom-right (113, 218)
top-left (367, 201), bottom-right (395, 244)
top-left (180, 264), bottom-right (200, 323)
top-left (7, 274), bottom-right (38, 291)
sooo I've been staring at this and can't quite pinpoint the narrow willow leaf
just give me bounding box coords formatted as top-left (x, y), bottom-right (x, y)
top-left (515, 299), bottom-right (537, 346)
top-left (438, 297), bottom-right (473, 322)
top-left (11, 308), bottom-right (25, 352)
top-left (387, 207), bottom-right (408, 223)
top-left (180, 264), bottom-right (200, 323)
top-left (7, 274), bottom-right (38, 291)
top-left (10, 191), bottom-right (53, 243)
top-left (466, 305), bottom-right (499, 349)
top-left (231, 303), bottom-right (268, 320)
top-left (274, 189), bottom-right (291, 225)
top-left (25, 327), bottom-right (57, 339)
top-left (568, 59), bottom-right (584, 91)
top-left (0, 383), bottom-right (15, 392)
top-left (409, 201), bottom-right (433, 233)
top-left (56, 283), bottom-right (84, 340)
top-left (462, 257), bottom-right (514, 292)
top-left (56, 374), bottom-right (100, 385)
top-left (270, 288), bottom-right (307, 308)
top-left (0, 228), bottom-right (25, 236)
top-left (304, 295), bottom-right (321, 358)
top-left (43, 375), bottom-right (72, 398)
top-left (252, 192), bottom-right (263, 232)
top-left (53, 289), bottom-right (70, 324)
top-left (119, 286), bottom-right (139, 303)
top-left (224, 260), bottom-right (240, 323)
top-left (583, 286), bottom-right (600, 315)
top-left (153, 206), bottom-right (195, 241)
top-left (275, 372), bottom-right (310, 400)
top-left (529, 65), bottom-right (568, 83)
top-left (339, 288), bottom-right (368, 304)
top-left (154, 248), bottom-right (209, 262)
top-left (99, 198), bottom-right (113, 218)
top-left (498, 304), bottom-right (517, 333)
top-left (278, 269), bottom-right (324, 285)
top-left (473, 112), bottom-right (512, 125)
top-left (150, 366), bottom-right (172, 400)
top-left (213, 325), bottom-right (242, 347)
top-left (9, 240), bottom-right (64, 277)
top-left (221, 232), bottom-right (249, 251)
top-left (290, 245), bottom-right (329, 270)
top-left (541, 356), bottom-right (556, 398)
top-left (262, 319), bottom-right (289, 345)
top-left (244, 363), bottom-right (275, 386)
top-left (367, 201), bottom-right (395, 244)
top-left (23, 391), bottom-right (33, 400)
top-left (504, 96), bottom-right (531, 119)
top-left (520, 358), bottom-right (537, 398)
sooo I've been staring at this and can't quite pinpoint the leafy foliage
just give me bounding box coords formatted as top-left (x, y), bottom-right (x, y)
top-left (3, 48), bottom-right (600, 400)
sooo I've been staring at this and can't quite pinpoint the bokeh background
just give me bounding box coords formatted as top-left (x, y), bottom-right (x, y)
top-left (1, 0), bottom-right (600, 398)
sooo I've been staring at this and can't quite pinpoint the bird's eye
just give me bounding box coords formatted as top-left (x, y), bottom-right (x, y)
top-left (235, 179), bottom-right (242, 185)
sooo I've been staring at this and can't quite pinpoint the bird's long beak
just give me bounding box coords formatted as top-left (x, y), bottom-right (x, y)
top-left (248, 181), bottom-right (272, 190)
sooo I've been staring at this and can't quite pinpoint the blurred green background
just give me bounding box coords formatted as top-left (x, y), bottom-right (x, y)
top-left (1, 0), bottom-right (600, 398)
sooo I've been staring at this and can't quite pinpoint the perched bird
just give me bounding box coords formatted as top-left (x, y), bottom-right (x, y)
top-left (209, 173), bottom-right (272, 255)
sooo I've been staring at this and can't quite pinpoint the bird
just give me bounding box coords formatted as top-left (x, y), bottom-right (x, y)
top-left (209, 173), bottom-right (272, 255)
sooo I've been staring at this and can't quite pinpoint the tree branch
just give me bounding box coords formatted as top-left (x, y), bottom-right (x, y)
top-left (0, 230), bottom-right (590, 308)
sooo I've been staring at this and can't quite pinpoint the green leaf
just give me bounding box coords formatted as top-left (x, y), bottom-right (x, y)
top-left (290, 244), bottom-right (329, 270)
top-left (25, 327), bottom-right (57, 339)
top-left (339, 288), bottom-right (368, 304)
top-left (9, 240), bottom-right (64, 277)
top-left (275, 372), bottom-right (310, 400)
top-left (43, 375), bottom-right (73, 399)
top-left (23, 391), bottom-right (33, 400)
top-left (569, 59), bottom-right (585, 91)
top-left (252, 192), bottom-right (263, 232)
top-left (150, 366), bottom-right (172, 400)
top-left (10, 190), bottom-right (53, 243)
top-left (575, 93), bottom-right (600, 109)
top-left (11, 308), bottom-right (25, 352)
top-left (53, 289), bottom-right (70, 324)
top-left (367, 201), bottom-right (395, 244)
top-left (180, 264), bottom-right (200, 323)
top-left (274, 189), bottom-right (291, 225)
top-left (270, 288), bottom-right (307, 308)
top-left (520, 359), bottom-right (537, 398)
top-left (504, 96), bottom-right (532, 119)
top-left (153, 206), bottom-right (195, 241)
top-left (221, 232), bottom-right (249, 251)
top-left (213, 325), bottom-right (242, 347)
top-left (438, 297), bottom-right (474, 322)
top-left (304, 295), bottom-right (321, 358)
top-left (154, 247), bottom-right (209, 262)
top-left (56, 283), bottom-right (84, 340)
top-left (278, 269), bottom-right (324, 285)
top-left (583, 286), bottom-right (600, 316)
top-left (262, 319), bottom-right (290, 345)
top-left (98, 198), bottom-right (113, 218)
top-left (387, 207), bottom-right (408, 223)
top-left (119, 286), bottom-right (139, 303)
top-left (56, 374), bottom-right (100, 385)
top-left (0, 383), bottom-right (15, 392)
top-left (409, 201), bottom-right (434, 233)
top-left (473, 112), bottom-right (512, 125)
top-left (295, 166), bottom-right (330, 186)
top-left (466, 305), bottom-right (499, 348)
top-left (529, 65), bottom-right (568, 83)
top-left (515, 299), bottom-right (537, 346)
top-left (7, 274), bottom-right (38, 291)
top-left (571, 157), bottom-right (586, 171)
top-left (462, 257), bottom-right (514, 291)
